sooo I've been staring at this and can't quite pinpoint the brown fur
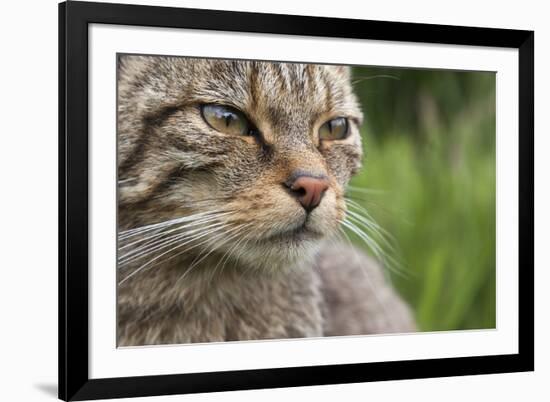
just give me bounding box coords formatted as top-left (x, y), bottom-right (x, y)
top-left (117, 55), bottom-right (414, 346)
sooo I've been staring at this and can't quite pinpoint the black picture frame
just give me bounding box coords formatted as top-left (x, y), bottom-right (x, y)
top-left (59, 1), bottom-right (534, 400)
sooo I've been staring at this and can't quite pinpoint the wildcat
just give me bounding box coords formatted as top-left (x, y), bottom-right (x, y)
top-left (117, 55), bottom-right (415, 346)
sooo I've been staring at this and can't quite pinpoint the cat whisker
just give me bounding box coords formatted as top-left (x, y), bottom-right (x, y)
top-left (184, 223), bottom-right (251, 274)
top-left (232, 230), bottom-right (255, 269)
top-left (340, 218), bottom-right (408, 279)
top-left (351, 74), bottom-right (400, 86)
top-left (335, 228), bottom-right (390, 311)
top-left (171, 231), bottom-right (233, 287)
top-left (339, 219), bottom-right (386, 269)
top-left (118, 221), bottom-right (228, 267)
top-left (158, 225), bottom-right (241, 283)
top-left (119, 214), bottom-right (198, 236)
top-left (344, 196), bottom-right (397, 218)
top-left (346, 199), bottom-right (398, 239)
top-left (118, 177), bottom-right (137, 184)
top-left (211, 224), bottom-right (252, 277)
top-left (118, 209), bottom-right (229, 240)
top-left (178, 223), bottom-right (252, 287)
top-left (119, 212), bottom-right (233, 250)
top-left (119, 218), bottom-right (254, 286)
top-left (343, 193), bottom-right (375, 204)
top-left (118, 223), bottom-right (232, 284)
top-left (345, 209), bottom-right (397, 253)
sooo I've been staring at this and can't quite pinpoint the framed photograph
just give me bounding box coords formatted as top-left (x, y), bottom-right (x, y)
top-left (59, 1), bottom-right (534, 400)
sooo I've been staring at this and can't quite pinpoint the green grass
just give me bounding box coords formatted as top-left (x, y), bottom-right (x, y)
top-left (347, 67), bottom-right (496, 331)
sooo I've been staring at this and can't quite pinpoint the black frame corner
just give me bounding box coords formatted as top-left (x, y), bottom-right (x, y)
top-left (59, 1), bottom-right (534, 400)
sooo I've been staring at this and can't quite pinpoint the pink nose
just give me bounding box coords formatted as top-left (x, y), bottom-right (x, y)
top-left (288, 175), bottom-right (330, 212)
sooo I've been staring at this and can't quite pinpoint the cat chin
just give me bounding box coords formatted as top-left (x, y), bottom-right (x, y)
top-left (234, 221), bottom-right (342, 270)
top-left (233, 237), bottom-right (323, 271)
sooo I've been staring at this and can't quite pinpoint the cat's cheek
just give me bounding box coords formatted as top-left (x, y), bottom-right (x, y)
top-left (322, 146), bottom-right (363, 185)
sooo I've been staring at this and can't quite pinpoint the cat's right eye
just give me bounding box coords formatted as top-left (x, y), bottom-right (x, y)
top-left (318, 117), bottom-right (349, 141)
top-left (201, 104), bottom-right (255, 137)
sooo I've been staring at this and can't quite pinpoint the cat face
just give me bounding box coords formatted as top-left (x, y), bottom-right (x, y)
top-left (118, 56), bottom-right (363, 270)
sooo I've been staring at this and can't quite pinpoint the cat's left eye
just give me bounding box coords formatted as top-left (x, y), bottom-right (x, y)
top-left (201, 104), bottom-right (255, 137)
top-left (318, 117), bottom-right (349, 141)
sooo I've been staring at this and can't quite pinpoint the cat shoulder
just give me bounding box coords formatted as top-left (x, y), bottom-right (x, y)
top-left (315, 242), bottom-right (416, 336)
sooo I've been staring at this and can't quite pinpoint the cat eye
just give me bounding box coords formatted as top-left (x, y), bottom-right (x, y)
top-left (201, 104), bottom-right (256, 137)
top-left (318, 117), bottom-right (349, 141)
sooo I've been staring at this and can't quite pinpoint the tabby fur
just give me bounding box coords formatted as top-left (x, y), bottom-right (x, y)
top-left (117, 55), bottom-right (415, 346)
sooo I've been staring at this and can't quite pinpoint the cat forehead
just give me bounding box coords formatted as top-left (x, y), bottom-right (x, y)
top-left (119, 56), bottom-right (361, 124)
top-left (194, 59), bottom-right (352, 112)
top-left (204, 60), bottom-right (347, 90)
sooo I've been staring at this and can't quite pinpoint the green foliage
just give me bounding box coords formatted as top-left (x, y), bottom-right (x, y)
top-left (348, 67), bottom-right (496, 331)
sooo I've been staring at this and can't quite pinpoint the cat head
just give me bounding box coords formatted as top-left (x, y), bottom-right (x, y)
top-left (118, 55), bottom-right (363, 271)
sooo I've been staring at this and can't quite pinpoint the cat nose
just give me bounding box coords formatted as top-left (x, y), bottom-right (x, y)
top-left (286, 174), bottom-right (330, 212)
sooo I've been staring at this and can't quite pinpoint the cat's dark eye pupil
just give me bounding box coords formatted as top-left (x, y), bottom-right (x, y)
top-left (224, 114), bottom-right (233, 127)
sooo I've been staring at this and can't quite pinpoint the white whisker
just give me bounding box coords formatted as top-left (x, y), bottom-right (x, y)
top-left (118, 221), bottom-right (228, 266)
top-left (345, 210), bottom-right (396, 252)
top-left (212, 225), bottom-right (251, 275)
top-left (336, 228), bottom-right (389, 311)
top-left (118, 211), bottom-right (234, 249)
top-left (176, 223), bottom-right (252, 287)
top-left (340, 218), bottom-right (407, 279)
top-left (118, 223), bottom-right (230, 285)
top-left (118, 209), bottom-right (229, 240)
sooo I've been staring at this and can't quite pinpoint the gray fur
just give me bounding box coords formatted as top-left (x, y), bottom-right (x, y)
top-left (117, 55), bottom-right (415, 346)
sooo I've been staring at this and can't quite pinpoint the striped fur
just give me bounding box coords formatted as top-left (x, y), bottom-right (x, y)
top-left (117, 55), bottom-right (414, 346)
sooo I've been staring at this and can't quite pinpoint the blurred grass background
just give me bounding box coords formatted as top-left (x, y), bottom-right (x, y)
top-left (348, 66), bottom-right (496, 331)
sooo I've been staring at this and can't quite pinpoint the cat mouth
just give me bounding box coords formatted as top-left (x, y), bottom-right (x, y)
top-left (262, 222), bottom-right (324, 244)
